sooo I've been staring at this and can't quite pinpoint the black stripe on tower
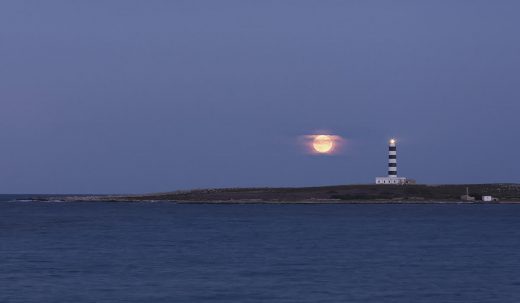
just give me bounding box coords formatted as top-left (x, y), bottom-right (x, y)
top-left (389, 146), bottom-right (397, 151)
top-left (389, 155), bottom-right (397, 159)
top-left (388, 171), bottom-right (397, 175)
top-left (389, 163), bottom-right (397, 167)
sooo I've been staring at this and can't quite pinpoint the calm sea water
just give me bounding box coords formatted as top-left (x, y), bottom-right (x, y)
top-left (1, 195), bottom-right (519, 302)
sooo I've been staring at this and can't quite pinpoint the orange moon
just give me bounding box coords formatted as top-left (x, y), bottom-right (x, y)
top-left (312, 135), bottom-right (334, 153)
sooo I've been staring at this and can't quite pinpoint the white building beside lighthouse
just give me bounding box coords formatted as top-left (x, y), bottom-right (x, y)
top-left (375, 139), bottom-right (415, 185)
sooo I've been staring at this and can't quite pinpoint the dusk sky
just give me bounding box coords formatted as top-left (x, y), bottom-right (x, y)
top-left (1, 1), bottom-right (519, 194)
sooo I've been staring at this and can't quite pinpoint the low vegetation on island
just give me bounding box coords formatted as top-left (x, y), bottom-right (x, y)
top-left (35, 184), bottom-right (520, 203)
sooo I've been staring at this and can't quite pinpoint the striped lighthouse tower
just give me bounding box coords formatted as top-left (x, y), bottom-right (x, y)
top-left (388, 139), bottom-right (397, 177)
top-left (376, 138), bottom-right (414, 184)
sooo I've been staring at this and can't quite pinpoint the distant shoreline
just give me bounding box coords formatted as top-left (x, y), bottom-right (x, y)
top-left (26, 183), bottom-right (520, 204)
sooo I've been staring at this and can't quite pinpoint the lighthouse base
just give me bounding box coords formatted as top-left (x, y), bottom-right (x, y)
top-left (375, 177), bottom-right (416, 185)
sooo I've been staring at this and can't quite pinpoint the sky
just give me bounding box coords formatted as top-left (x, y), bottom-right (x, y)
top-left (1, 1), bottom-right (519, 194)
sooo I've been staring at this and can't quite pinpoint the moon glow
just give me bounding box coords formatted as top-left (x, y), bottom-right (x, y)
top-left (312, 135), bottom-right (334, 153)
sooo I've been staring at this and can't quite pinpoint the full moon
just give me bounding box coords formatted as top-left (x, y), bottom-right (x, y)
top-left (313, 135), bottom-right (334, 153)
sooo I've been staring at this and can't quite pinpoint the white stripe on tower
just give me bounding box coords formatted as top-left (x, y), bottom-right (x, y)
top-left (388, 139), bottom-right (397, 178)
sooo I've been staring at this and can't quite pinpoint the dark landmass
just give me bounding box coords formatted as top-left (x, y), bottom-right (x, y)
top-left (32, 184), bottom-right (520, 203)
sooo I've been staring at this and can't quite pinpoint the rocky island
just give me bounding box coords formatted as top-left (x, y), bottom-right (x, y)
top-left (32, 184), bottom-right (520, 203)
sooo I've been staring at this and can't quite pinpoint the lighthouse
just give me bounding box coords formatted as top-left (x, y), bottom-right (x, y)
top-left (375, 139), bottom-right (415, 185)
top-left (388, 138), bottom-right (397, 178)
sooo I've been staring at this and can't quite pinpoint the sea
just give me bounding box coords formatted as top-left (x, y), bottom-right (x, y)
top-left (1, 194), bottom-right (519, 302)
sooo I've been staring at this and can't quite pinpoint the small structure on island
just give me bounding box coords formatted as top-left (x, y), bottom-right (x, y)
top-left (461, 187), bottom-right (476, 201)
top-left (461, 188), bottom-right (499, 202)
top-left (482, 195), bottom-right (498, 202)
top-left (375, 139), bottom-right (415, 185)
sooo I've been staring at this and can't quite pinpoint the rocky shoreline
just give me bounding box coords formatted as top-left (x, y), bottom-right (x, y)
top-left (26, 183), bottom-right (520, 204)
